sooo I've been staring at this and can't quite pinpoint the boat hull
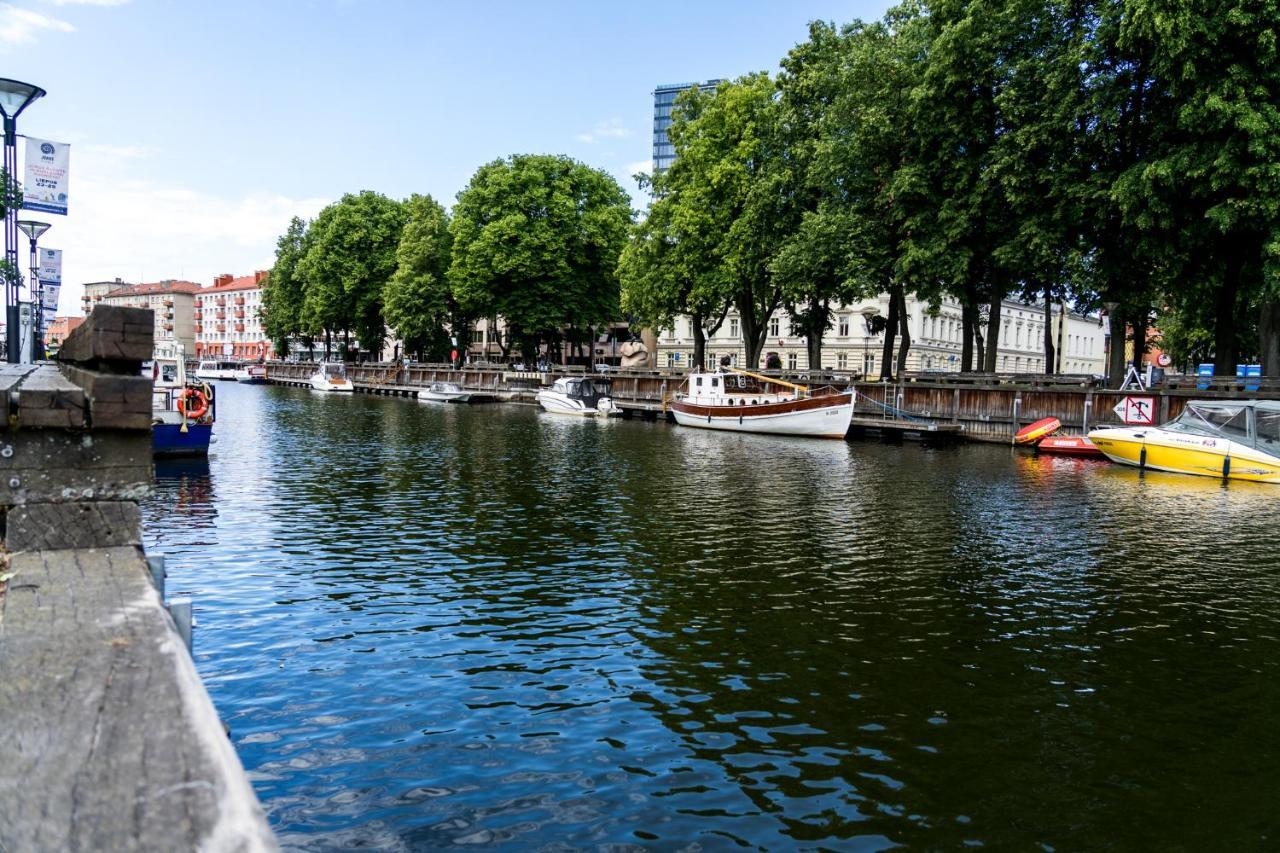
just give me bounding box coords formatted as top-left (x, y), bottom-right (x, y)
top-left (1088, 426), bottom-right (1280, 483)
top-left (153, 423), bottom-right (213, 458)
top-left (310, 377), bottom-right (354, 392)
top-left (536, 391), bottom-right (615, 417)
top-left (419, 391), bottom-right (472, 403)
top-left (670, 393), bottom-right (854, 439)
top-left (1036, 435), bottom-right (1104, 458)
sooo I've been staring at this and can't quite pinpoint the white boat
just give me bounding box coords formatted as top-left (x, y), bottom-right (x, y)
top-left (309, 362), bottom-right (354, 393)
top-left (195, 359), bottom-right (240, 381)
top-left (669, 368), bottom-right (854, 439)
top-left (233, 364), bottom-right (267, 384)
top-left (1089, 400), bottom-right (1280, 483)
top-left (151, 343), bottom-right (214, 457)
top-left (418, 381), bottom-right (472, 403)
top-left (536, 377), bottom-right (618, 417)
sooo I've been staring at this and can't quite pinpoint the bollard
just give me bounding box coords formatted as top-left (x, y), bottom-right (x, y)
top-left (169, 599), bottom-right (194, 654)
top-left (147, 555), bottom-right (166, 599)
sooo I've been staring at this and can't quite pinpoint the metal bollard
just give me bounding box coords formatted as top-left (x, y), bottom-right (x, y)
top-left (146, 555), bottom-right (166, 599)
top-left (169, 599), bottom-right (194, 654)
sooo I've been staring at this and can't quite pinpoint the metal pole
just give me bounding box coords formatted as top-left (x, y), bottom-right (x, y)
top-left (4, 116), bottom-right (18, 364)
top-left (26, 231), bottom-right (37, 360)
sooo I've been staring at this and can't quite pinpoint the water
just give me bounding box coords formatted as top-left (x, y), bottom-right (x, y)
top-left (143, 383), bottom-right (1280, 851)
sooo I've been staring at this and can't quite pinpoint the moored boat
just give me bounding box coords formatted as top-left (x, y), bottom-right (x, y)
top-left (1036, 434), bottom-right (1104, 458)
top-left (1088, 400), bottom-right (1280, 483)
top-left (152, 344), bottom-right (215, 458)
top-left (309, 362), bottom-right (354, 393)
top-left (418, 381), bottom-right (472, 403)
top-left (195, 359), bottom-right (240, 381)
top-left (668, 368), bottom-right (854, 439)
top-left (536, 377), bottom-right (617, 416)
top-left (1015, 417), bottom-right (1061, 445)
top-left (233, 363), bottom-right (267, 384)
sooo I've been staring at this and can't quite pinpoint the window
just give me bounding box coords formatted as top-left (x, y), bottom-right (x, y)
top-left (863, 353), bottom-right (875, 375)
top-left (836, 352), bottom-right (847, 369)
top-left (711, 377), bottom-right (719, 388)
top-left (667, 352), bottom-right (675, 368)
top-left (770, 317), bottom-right (780, 337)
top-left (695, 376), bottom-right (703, 387)
top-left (838, 316), bottom-right (849, 337)
top-left (787, 352), bottom-right (798, 370)
top-left (1256, 411), bottom-right (1280, 448)
top-left (729, 317), bottom-right (739, 338)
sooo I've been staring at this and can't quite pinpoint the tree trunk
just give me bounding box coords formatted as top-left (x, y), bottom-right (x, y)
top-left (324, 328), bottom-right (332, 360)
top-left (1042, 284), bottom-right (1055, 374)
top-left (738, 292), bottom-right (771, 372)
top-left (1107, 305), bottom-right (1127, 389)
top-left (1132, 306), bottom-right (1148, 375)
top-left (1213, 274), bottom-right (1240, 375)
top-left (1260, 301), bottom-right (1280, 377)
top-left (894, 287), bottom-right (911, 377)
top-left (805, 298), bottom-right (830, 371)
top-left (982, 298), bottom-right (1002, 373)
top-left (879, 287), bottom-right (899, 381)
top-left (691, 312), bottom-right (707, 371)
top-left (961, 303), bottom-right (976, 372)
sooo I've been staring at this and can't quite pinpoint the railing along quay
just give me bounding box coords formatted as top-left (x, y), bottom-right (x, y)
top-left (1, 306), bottom-right (276, 852)
top-left (261, 361), bottom-right (1280, 443)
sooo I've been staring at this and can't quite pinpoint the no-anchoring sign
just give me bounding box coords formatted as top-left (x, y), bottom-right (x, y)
top-left (1113, 395), bottom-right (1155, 425)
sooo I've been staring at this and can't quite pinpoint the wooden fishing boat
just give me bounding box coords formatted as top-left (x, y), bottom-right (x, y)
top-left (668, 368), bottom-right (853, 439)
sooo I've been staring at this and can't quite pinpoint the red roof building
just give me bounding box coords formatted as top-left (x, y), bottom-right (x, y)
top-left (194, 271), bottom-right (273, 361)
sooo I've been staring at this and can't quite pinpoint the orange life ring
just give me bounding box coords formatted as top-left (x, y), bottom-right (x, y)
top-left (178, 388), bottom-right (209, 420)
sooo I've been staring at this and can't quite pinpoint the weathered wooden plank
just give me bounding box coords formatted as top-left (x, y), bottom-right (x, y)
top-left (0, 429), bottom-right (152, 505)
top-left (0, 547), bottom-right (277, 851)
top-left (59, 364), bottom-right (152, 430)
top-left (56, 305), bottom-right (154, 366)
top-left (16, 364), bottom-right (87, 429)
top-left (5, 501), bottom-right (142, 550)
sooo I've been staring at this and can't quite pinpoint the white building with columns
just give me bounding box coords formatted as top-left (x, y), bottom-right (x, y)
top-left (655, 295), bottom-right (1106, 376)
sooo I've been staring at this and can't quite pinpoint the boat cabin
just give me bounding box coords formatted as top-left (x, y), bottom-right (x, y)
top-left (680, 370), bottom-right (793, 406)
top-left (1164, 400), bottom-right (1280, 456)
top-left (317, 362), bottom-right (348, 380)
top-left (552, 377), bottom-right (609, 404)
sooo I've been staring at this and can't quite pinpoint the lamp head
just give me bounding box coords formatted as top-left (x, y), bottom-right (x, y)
top-left (16, 220), bottom-right (50, 241)
top-left (0, 79), bottom-right (45, 120)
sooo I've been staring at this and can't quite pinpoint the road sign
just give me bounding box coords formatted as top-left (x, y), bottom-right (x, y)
top-left (1113, 395), bottom-right (1155, 425)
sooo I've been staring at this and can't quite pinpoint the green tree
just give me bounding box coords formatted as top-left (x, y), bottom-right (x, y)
top-left (449, 154), bottom-right (633, 363)
top-left (383, 194), bottom-right (457, 360)
top-left (297, 191), bottom-right (407, 358)
top-left (261, 216), bottom-right (310, 357)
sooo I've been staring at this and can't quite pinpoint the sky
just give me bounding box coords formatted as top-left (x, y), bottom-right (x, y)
top-left (0, 0), bottom-right (891, 314)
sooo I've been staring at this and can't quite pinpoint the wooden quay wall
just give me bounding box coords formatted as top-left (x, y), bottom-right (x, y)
top-left (0, 306), bottom-right (276, 852)
top-left (262, 361), bottom-right (1280, 442)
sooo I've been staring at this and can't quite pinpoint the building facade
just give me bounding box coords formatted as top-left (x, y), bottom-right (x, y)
top-left (653, 79), bottom-right (722, 172)
top-left (656, 295), bottom-right (1106, 376)
top-left (45, 315), bottom-right (83, 353)
top-left (194, 271), bottom-right (272, 361)
top-left (95, 280), bottom-right (201, 355)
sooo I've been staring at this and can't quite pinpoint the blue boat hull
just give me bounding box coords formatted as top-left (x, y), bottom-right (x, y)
top-left (153, 423), bottom-right (213, 458)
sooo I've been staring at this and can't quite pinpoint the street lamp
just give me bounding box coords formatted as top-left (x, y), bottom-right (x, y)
top-left (17, 219), bottom-right (49, 360)
top-left (0, 79), bottom-right (45, 363)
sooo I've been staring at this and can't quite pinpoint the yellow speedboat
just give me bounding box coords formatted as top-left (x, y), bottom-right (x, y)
top-left (1089, 400), bottom-right (1280, 483)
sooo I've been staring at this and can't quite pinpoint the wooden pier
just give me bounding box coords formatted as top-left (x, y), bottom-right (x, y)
top-left (0, 307), bottom-right (276, 852)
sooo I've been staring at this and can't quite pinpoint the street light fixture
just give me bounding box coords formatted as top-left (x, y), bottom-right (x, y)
top-left (17, 219), bottom-right (49, 361)
top-left (0, 78), bottom-right (46, 363)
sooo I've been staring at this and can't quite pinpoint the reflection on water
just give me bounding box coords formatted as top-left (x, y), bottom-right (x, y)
top-left (142, 384), bottom-right (1280, 850)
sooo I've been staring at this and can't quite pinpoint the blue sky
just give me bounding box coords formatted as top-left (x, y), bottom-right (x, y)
top-left (0, 0), bottom-right (890, 311)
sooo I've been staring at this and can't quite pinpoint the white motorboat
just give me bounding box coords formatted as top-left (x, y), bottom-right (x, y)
top-left (232, 364), bottom-right (267, 384)
top-left (195, 359), bottom-right (240, 381)
top-left (536, 377), bottom-right (618, 417)
top-left (309, 362), bottom-right (354, 393)
top-left (669, 367), bottom-right (854, 439)
top-left (418, 381), bottom-right (472, 403)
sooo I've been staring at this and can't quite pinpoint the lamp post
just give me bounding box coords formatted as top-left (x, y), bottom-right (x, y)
top-left (1102, 300), bottom-right (1119, 385)
top-left (0, 79), bottom-right (45, 363)
top-left (860, 306), bottom-right (879, 379)
top-left (17, 219), bottom-right (49, 361)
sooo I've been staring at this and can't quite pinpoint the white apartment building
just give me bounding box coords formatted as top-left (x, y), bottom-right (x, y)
top-left (656, 295), bottom-right (1106, 375)
top-left (194, 272), bottom-right (272, 361)
top-left (88, 279), bottom-right (201, 355)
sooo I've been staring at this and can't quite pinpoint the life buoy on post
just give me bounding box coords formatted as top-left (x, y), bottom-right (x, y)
top-left (178, 387), bottom-right (210, 420)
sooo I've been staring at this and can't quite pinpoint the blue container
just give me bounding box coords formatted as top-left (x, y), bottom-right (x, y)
top-left (1196, 363), bottom-right (1214, 390)
top-left (1245, 363), bottom-right (1261, 391)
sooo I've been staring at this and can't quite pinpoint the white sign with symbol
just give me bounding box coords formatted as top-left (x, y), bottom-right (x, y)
top-left (1113, 396), bottom-right (1155, 425)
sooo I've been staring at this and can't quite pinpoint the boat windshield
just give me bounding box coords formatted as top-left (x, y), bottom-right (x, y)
top-left (324, 363), bottom-right (347, 378)
top-left (1167, 402), bottom-right (1251, 441)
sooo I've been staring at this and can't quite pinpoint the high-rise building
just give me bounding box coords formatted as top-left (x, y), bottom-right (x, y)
top-left (652, 79), bottom-right (722, 172)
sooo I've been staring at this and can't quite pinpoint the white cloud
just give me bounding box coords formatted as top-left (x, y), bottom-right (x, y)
top-left (45, 144), bottom-right (328, 314)
top-left (0, 4), bottom-right (73, 45)
top-left (577, 118), bottom-right (631, 144)
top-left (47, 0), bottom-right (129, 6)
top-left (626, 159), bottom-right (652, 177)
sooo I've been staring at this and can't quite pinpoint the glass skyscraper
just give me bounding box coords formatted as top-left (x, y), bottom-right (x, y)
top-left (652, 79), bottom-right (723, 172)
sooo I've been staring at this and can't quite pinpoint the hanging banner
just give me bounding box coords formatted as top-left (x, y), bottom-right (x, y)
top-left (40, 283), bottom-right (60, 311)
top-left (38, 247), bottom-right (61, 284)
top-left (23, 138), bottom-right (70, 215)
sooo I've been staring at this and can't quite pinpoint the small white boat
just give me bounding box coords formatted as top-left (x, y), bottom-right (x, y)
top-left (669, 368), bottom-right (854, 439)
top-left (309, 362), bottom-right (354, 393)
top-left (195, 359), bottom-right (240, 381)
top-left (536, 377), bottom-right (618, 417)
top-left (233, 364), bottom-right (267, 384)
top-left (418, 381), bottom-right (472, 403)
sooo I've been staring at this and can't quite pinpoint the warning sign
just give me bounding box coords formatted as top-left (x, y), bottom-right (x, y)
top-left (1113, 396), bottom-right (1156, 425)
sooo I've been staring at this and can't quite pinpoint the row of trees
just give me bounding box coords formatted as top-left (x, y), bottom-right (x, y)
top-left (262, 155), bottom-right (632, 362)
top-left (618, 0), bottom-right (1280, 381)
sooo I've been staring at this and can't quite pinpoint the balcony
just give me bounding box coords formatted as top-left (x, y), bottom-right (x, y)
top-left (234, 297), bottom-right (245, 306)
top-left (193, 310), bottom-right (202, 319)
top-left (193, 324), bottom-right (202, 334)
top-left (163, 323), bottom-right (174, 332)
top-left (216, 323), bottom-right (226, 332)
top-left (234, 323), bottom-right (245, 333)
top-left (234, 309), bottom-right (245, 319)
top-left (163, 299), bottom-right (173, 307)
top-left (216, 297), bottom-right (227, 306)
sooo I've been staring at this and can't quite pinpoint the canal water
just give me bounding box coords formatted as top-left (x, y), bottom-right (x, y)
top-left (143, 382), bottom-right (1280, 851)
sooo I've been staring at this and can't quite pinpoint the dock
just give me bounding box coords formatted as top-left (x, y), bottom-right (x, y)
top-left (0, 307), bottom-right (276, 852)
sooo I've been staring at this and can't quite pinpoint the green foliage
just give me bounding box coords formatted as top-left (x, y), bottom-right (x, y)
top-left (261, 217), bottom-right (310, 356)
top-left (449, 154), bottom-right (633, 359)
top-left (383, 194), bottom-right (456, 359)
top-left (297, 191), bottom-right (408, 354)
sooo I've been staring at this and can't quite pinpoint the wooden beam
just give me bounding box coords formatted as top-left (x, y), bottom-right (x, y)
top-left (56, 305), bottom-right (154, 367)
top-left (0, 429), bottom-right (151, 506)
top-left (15, 365), bottom-right (87, 429)
top-left (59, 364), bottom-right (152, 430)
